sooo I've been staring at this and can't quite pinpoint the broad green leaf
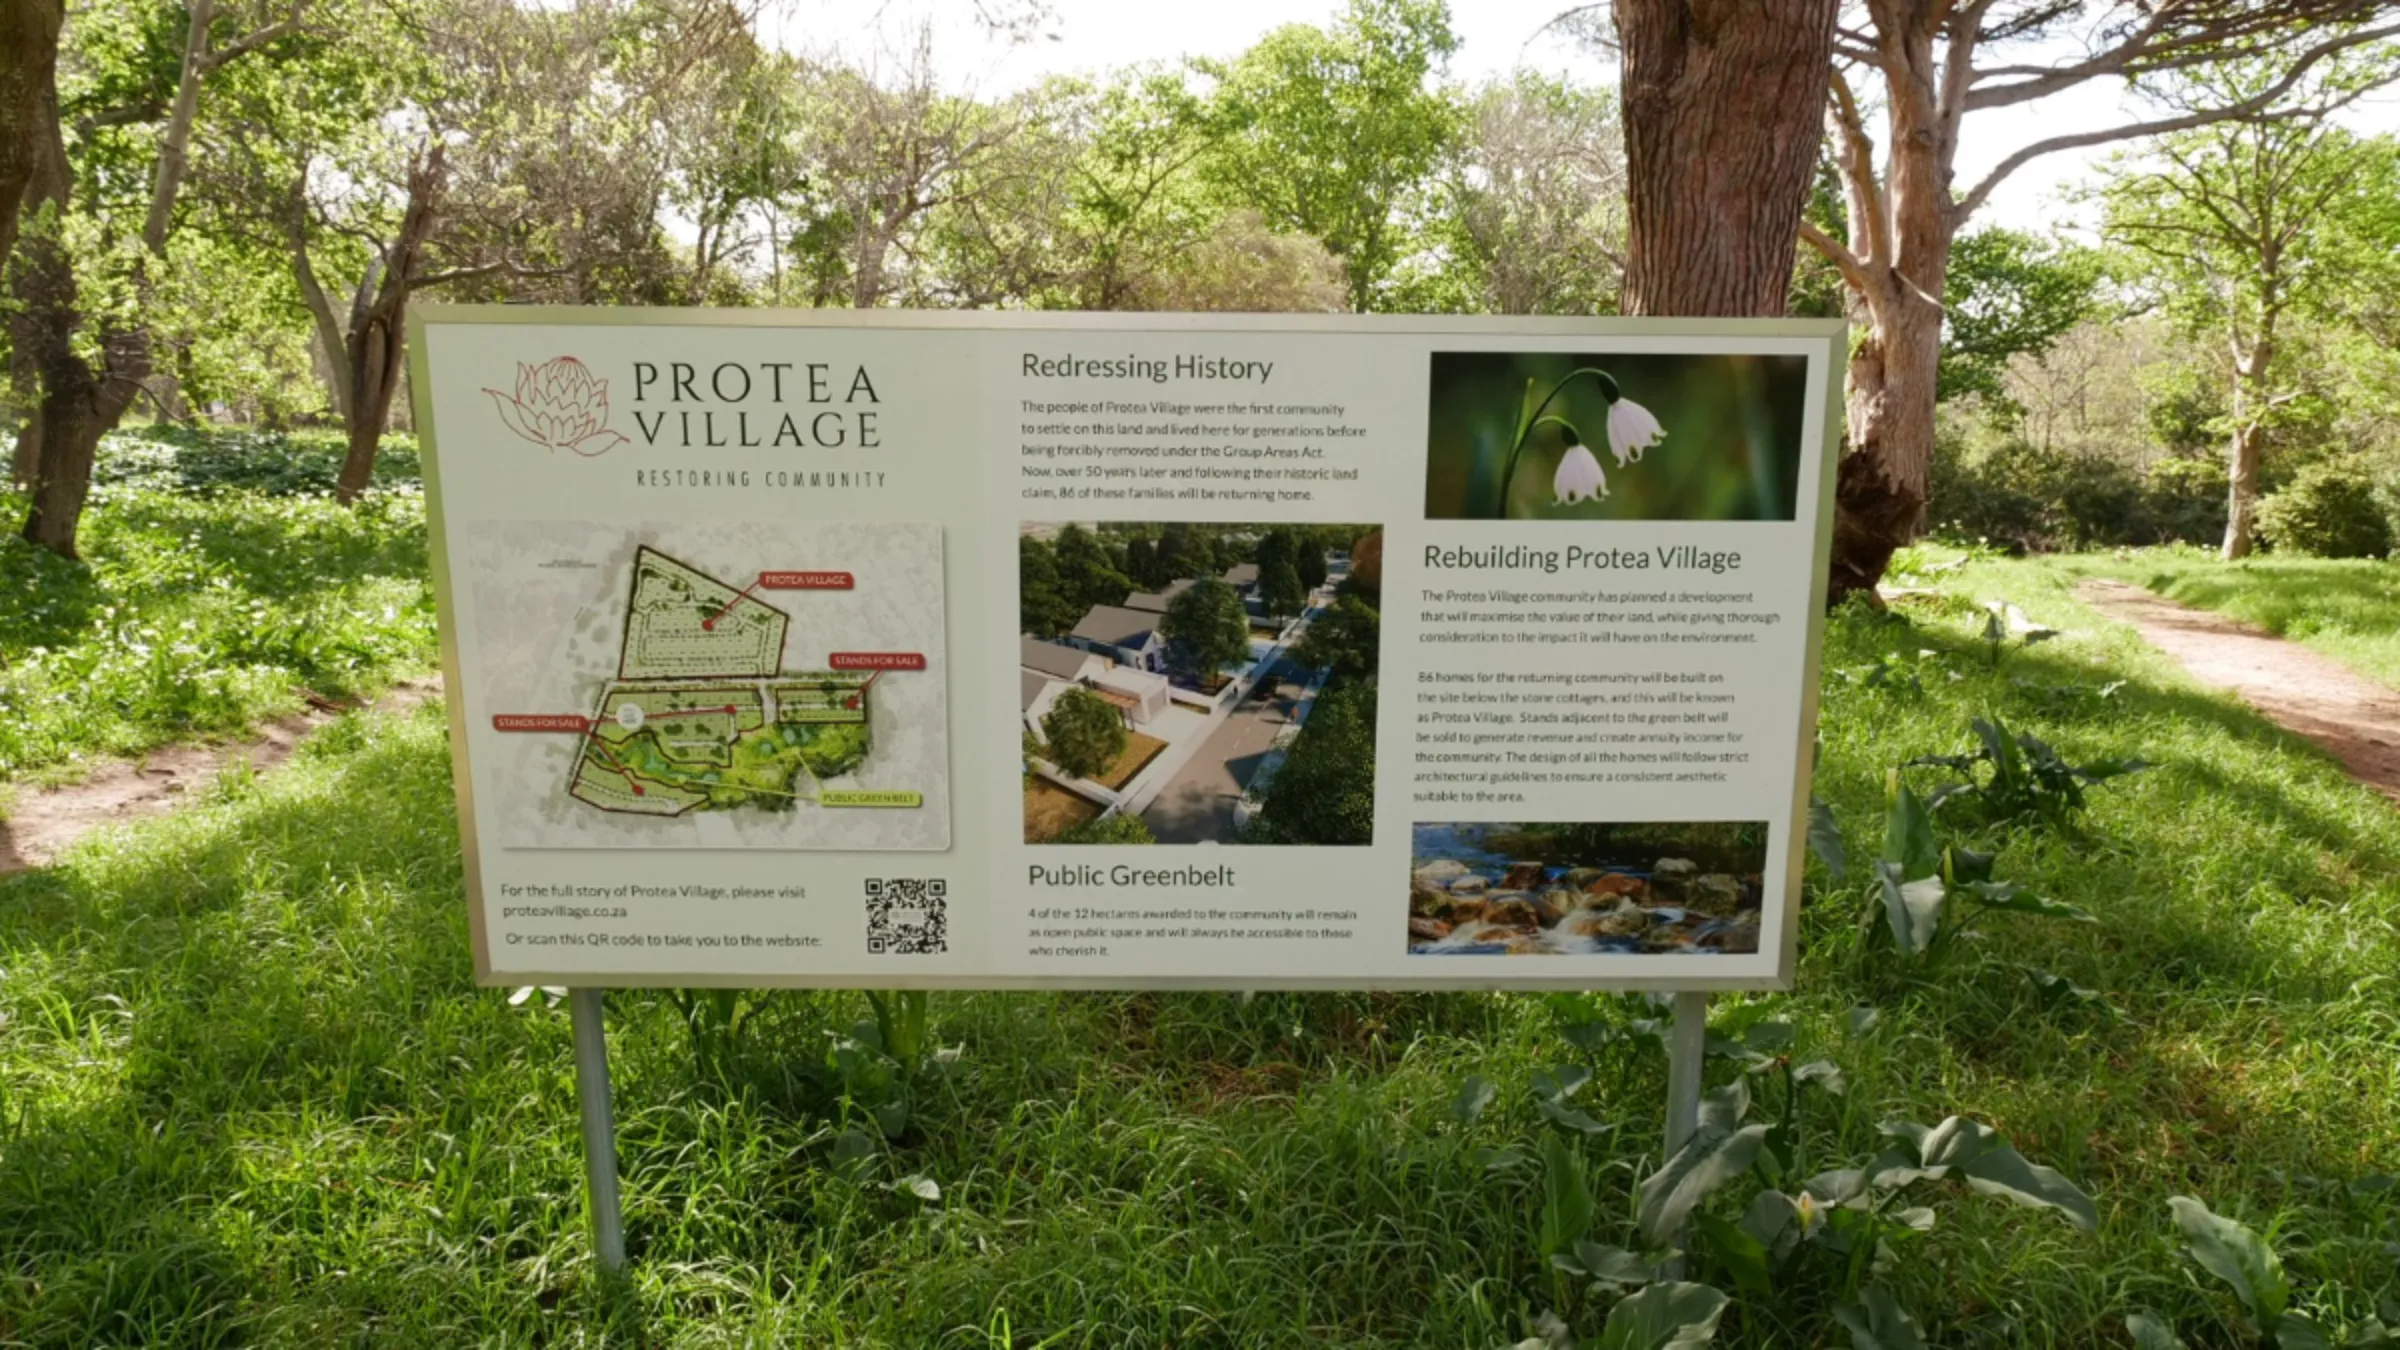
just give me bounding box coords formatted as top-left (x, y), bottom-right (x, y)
top-left (1881, 781), bottom-right (1941, 880)
top-left (1808, 795), bottom-right (1847, 881)
top-left (1539, 1133), bottom-right (1595, 1256)
top-left (2341, 1316), bottom-right (2396, 1349)
top-left (2269, 1314), bottom-right (2335, 1350)
top-left (1450, 1074), bottom-right (1497, 1125)
top-left (1966, 880), bottom-right (2094, 922)
top-left (2170, 1195), bottom-right (2288, 1320)
top-left (1907, 1116), bottom-right (2098, 1231)
top-left (891, 1174), bottom-right (940, 1202)
top-left (1538, 1100), bottom-right (1615, 1135)
top-left (1571, 1240), bottom-right (1656, 1287)
top-left (1794, 1060), bottom-right (1848, 1096)
top-left (1637, 1124), bottom-right (1770, 1247)
top-left (1844, 1006), bottom-right (1882, 1038)
top-left (1833, 1285), bottom-right (1928, 1350)
top-left (1876, 861), bottom-right (1947, 956)
top-left (1739, 1190), bottom-right (1803, 1259)
top-left (1699, 1078), bottom-right (1752, 1134)
top-left (2126, 1312), bottom-right (2188, 1350)
top-left (1560, 1020), bottom-right (1622, 1053)
top-left (1803, 1168), bottom-right (1869, 1206)
top-left (1742, 1021), bottom-right (1797, 1053)
top-left (1694, 1212), bottom-right (1773, 1296)
top-left (2026, 966), bottom-right (2115, 1019)
top-left (1595, 1281), bottom-right (1730, 1350)
top-left (1944, 844), bottom-right (1998, 884)
top-left (1533, 1063), bottom-right (1594, 1103)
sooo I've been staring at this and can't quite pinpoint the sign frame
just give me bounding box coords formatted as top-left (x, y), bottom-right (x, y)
top-left (408, 307), bottom-right (1847, 994)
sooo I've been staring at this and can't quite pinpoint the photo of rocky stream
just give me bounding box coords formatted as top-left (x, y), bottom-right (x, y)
top-left (1408, 821), bottom-right (1770, 956)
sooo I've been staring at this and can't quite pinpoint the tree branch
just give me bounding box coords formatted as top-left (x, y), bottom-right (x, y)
top-left (1797, 219), bottom-right (1870, 294)
top-left (1951, 22), bottom-right (2400, 223)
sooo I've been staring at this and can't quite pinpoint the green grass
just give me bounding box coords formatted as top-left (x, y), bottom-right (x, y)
top-left (0, 535), bottom-right (2395, 1344)
top-left (0, 430), bottom-right (433, 785)
top-left (2059, 545), bottom-right (2400, 691)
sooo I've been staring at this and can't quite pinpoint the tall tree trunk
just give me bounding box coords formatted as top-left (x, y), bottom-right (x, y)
top-left (0, 0), bottom-right (60, 269)
top-left (1614, 0), bottom-right (1839, 316)
top-left (333, 146), bottom-right (443, 503)
top-left (2221, 332), bottom-right (2274, 560)
top-left (1829, 283), bottom-right (1943, 597)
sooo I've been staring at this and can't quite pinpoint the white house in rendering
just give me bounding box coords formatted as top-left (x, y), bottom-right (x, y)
top-left (1067, 605), bottom-right (1167, 672)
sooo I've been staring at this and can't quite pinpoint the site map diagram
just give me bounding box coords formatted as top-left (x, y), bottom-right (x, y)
top-left (465, 521), bottom-right (949, 852)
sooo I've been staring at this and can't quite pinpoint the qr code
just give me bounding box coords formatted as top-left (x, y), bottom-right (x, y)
top-left (865, 878), bottom-right (947, 955)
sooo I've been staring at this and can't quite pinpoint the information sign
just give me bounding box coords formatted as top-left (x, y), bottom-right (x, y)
top-left (412, 310), bottom-right (1845, 990)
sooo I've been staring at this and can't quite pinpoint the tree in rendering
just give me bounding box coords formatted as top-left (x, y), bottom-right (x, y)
top-left (1247, 682), bottom-right (1377, 845)
top-left (1040, 687), bottom-right (1126, 781)
top-left (1295, 593), bottom-right (1380, 682)
top-left (1159, 575), bottom-right (1250, 678)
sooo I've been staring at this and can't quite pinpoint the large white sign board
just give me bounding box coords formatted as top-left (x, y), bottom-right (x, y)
top-left (411, 310), bottom-right (1845, 990)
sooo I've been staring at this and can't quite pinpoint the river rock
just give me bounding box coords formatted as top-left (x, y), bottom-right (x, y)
top-left (1408, 916), bottom-right (1452, 943)
top-left (1533, 889), bottom-right (1580, 925)
top-left (1560, 867), bottom-right (1606, 888)
top-left (1689, 873), bottom-right (1744, 916)
top-left (1444, 897), bottom-right (1489, 924)
top-left (1502, 861), bottom-right (1547, 890)
top-left (1449, 875), bottom-right (1489, 896)
top-left (1415, 859), bottom-right (1470, 883)
top-left (1582, 872), bottom-right (1647, 902)
top-left (1697, 911), bottom-right (1761, 952)
top-left (1564, 899), bottom-right (1650, 939)
top-left (1483, 897), bottom-right (1539, 930)
top-left (1411, 882), bottom-right (1449, 913)
top-left (1651, 858), bottom-right (1699, 900)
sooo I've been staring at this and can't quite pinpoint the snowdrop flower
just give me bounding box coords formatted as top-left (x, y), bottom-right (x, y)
top-left (1605, 395), bottom-right (1665, 468)
top-left (1552, 431), bottom-right (1608, 505)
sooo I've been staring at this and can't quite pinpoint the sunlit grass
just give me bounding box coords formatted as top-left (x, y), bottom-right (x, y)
top-left (2059, 545), bottom-right (2400, 691)
top-left (0, 431), bottom-right (432, 784)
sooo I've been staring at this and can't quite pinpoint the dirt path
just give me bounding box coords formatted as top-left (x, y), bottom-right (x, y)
top-left (0, 678), bottom-right (442, 876)
top-left (2075, 579), bottom-right (2400, 804)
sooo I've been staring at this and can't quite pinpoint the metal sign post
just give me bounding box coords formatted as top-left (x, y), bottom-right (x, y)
top-left (569, 988), bottom-right (627, 1275)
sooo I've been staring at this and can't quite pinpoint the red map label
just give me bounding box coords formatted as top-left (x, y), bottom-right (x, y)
top-left (493, 714), bottom-right (591, 733)
top-left (760, 570), bottom-right (854, 589)
top-left (829, 652), bottom-right (926, 671)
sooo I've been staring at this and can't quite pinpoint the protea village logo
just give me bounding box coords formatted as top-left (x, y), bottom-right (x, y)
top-left (485, 357), bottom-right (630, 457)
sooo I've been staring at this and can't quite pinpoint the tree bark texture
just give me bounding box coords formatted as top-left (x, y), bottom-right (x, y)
top-left (2221, 332), bottom-right (2274, 559)
top-left (333, 147), bottom-right (444, 503)
top-left (1614, 0), bottom-right (1839, 317)
top-left (0, 0), bottom-right (59, 270)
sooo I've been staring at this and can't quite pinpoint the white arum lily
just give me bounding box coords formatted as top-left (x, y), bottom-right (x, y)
top-left (1605, 396), bottom-right (1665, 467)
top-left (1552, 439), bottom-right (1608, 505)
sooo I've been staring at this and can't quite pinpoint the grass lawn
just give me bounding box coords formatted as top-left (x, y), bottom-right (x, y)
top-left (1091, 730), bottom-right (1168, 791)
top-left (2058, 546), bottom-right (2400, 690)
top-left (1022, 777), bottom-right (1100, 841)
top-left (0, 526), bottom-right (2395, 1343)
top-left (0, 430), bottom-right (432, 789)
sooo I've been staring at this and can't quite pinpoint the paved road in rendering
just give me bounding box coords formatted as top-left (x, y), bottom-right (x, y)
top-left (1140, 665), bottom-right (1302, 843)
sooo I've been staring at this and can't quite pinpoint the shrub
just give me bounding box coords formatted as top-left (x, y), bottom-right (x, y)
top-left (1039, 687), bottom-right (1127, 781)
top-left (2254, 455), bottom-right (2395, 558)
top-left (2141, 454), bottom-right (2227, 546)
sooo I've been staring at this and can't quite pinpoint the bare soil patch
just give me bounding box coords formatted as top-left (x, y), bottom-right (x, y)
top-left (1, 679), bottom-right (443, 875)
top-left (2076, 578), bottom-right (2400, 805)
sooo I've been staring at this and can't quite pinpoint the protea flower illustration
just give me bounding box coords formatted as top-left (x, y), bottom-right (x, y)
top-left (485, 357), bottom-right (629, 456)
top-left (1493, 366), bottom-right (1665, 517)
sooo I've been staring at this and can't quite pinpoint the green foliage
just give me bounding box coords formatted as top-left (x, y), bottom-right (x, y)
top-left (1939, 228), bottom-right (2103, 410)
top-left (1017, 536), bottom-right (1082, 635)
top-left (1928, 433), bottom-right (2226, 552)
top-left (2256, 456), bottom-right (2397, 558)
top-left (1245, 680), bottom-right (1377, 845)
top-left (1870, 774), bottom-right (2095, 960)
top-left (1039, 687), bottom-right (1127, 781)
top-left (2148, 1195), bottom-right (2400, 1348)
top-left (1049, 524), bottom-right (1133, 616)
top-left (1910, 712), bottom-right (2147, 820)
top-left (1294, 592), bottom-right (1381, 682)
top-left (1159, 575), bottom-right (1250, 677)
top-left (1049, 812), bottom-right (1156, 844)
top-left (1193, 0), bottom-right (1463, 311)
top-left (0, 434), bottom-right (430, 778)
